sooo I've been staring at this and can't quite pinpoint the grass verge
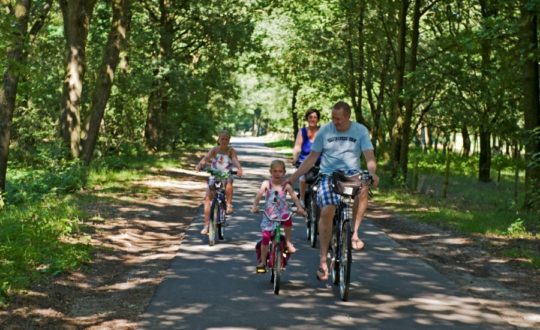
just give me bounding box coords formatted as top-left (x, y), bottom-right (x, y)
top-left (0, 151), bottom-right (192, 306)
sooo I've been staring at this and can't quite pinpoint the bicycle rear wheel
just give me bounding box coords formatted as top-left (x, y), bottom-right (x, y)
top-left (339, 219), bottom-right (352, 301)
top-left (272, 243), bottom-right (281, 295)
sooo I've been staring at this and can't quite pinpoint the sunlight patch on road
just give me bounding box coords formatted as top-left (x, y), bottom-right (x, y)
top-left (145, 179), bottom-right (206, 190)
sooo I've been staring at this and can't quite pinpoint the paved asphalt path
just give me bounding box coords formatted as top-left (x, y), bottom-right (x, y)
top-left (139, 136), bottom-right (513, 329)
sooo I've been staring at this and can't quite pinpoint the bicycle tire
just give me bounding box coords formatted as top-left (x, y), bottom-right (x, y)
top-left (339, 219), bottom-right (352, 301)
top-left (218, 200), bottom-right (225, 240)
top-left (309, 195), bottom-right (319, 248)
top-left (208, 198), bottom-right (218, 246)
top-left (330, 216), bottom-right (340, 285)
top-left (273, 243), bottom-right (281, 294)
top-left (305, 193), bottom-right (312, 241)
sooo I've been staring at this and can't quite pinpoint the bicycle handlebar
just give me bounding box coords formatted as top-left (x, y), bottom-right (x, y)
top-left (204, 167), bottom-right (238, 176)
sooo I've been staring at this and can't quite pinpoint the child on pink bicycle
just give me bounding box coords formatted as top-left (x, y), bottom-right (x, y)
top-left (251, 160), bottom-right (304, 273)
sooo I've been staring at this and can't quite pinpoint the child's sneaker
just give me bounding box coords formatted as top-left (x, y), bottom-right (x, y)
top-left (256, 263), bottom-right (267, 274)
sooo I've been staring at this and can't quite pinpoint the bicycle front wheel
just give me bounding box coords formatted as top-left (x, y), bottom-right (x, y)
top-left (208, 199), bottom-right (218, 246)
top-left (305, 193), bottom-right (312, 241)
top-left (330, 218), bottom-right (340, 285)
top-left (218, 200), bottom-right (226, 240)
top-left (339, 220), bottom-right (352, 301)
top-left (272, 243), bottom-right (281, 295)
top-left (309, 196), bottom-right (319, 248)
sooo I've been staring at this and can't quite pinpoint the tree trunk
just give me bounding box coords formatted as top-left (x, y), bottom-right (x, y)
top-left (59, 0), bottom-right (98, 159)
top-left (389, 0), bottom-right (409, 177)
top-left (426, 125), bottom-right (433, 150)
top-left (399, 0), bottom-right (421, 178)
top-left (461, 124), bottom-right (471, 156)
top-left (478, 129), bottom-right (491, 182)
top-left (81, 0), bottom-right (132, 165)
top-left (347, 1), bottom-right (368, 127)
top-left (520, 2), bottom-right (540, 207)
top-left (145, 0), bottom-right (174, 151)
top-left (355, 1), bottom-right (367, 127)
top-left (365, 44), bottom-right (390, 157)
top-left (291, 86), bottom-right (300, 140)
top-left (477, 0), bottom-right (496, 182)
top-left (0, 0), bottom-right (31, 195)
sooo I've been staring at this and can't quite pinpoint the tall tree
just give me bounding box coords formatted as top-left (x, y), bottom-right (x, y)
top-left (59, 0), bottom-right (98, 158)
top-left (81, 0), bottom-right (132, 164)
top-left (0, 0), bottom-right (52, 196)
top-left (143, 0), bottom-right (177, 151)
top-left (399, 0), bottom-right (439, 177)
top-left (520, 0), bottom-right (540, 206)
top-left (389, 0), bottom-right (409, 177)
top-left (477, 0), bottom-right (496, 182)
top-left (343, 0), bottom-right (368, 127)
top-left (0, 0), bottom-right (31, 195)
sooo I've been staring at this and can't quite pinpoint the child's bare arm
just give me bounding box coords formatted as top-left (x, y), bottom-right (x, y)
top-left (251, 181), bottom-right (267, 213)
top-left (286, 184), bottom-right (305, 215)
top-left (230, 149), bottom-right (244, 176)
top-left (196, 148), bottom-right (215, 171)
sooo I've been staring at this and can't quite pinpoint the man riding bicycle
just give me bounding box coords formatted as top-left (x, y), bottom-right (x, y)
top-left (285, 101), bottom-right (379, 281)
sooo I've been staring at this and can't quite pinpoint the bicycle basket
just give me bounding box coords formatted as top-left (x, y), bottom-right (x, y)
top-left (305, 166), bottom-right (320, 185)
top-left (331, 171), bottom-right (362, 197)
top-left (209, 176), bottom-right (225, 190)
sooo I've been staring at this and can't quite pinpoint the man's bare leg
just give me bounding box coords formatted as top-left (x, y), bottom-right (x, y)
top-left (317, 205), bottom-right (336, 278)
top-left (351, 186), bottom-right (369, 249)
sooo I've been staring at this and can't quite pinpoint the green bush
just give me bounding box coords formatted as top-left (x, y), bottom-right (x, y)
top-left (6, 161), bottom-right (88, 205)
top-left (0, 196), bottom-right (92, 305)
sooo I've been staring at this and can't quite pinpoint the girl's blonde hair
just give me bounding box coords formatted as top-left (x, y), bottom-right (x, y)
top-left (217, 129), bottom-right (231, 144)
top-left (270, 159), bottom-right (286, 172)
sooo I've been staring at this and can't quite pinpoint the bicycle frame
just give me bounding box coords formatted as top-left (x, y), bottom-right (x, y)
top-left (262, 190), bottom-right (292, 295)
top-left (268, 220), bottom-right (291, 295)
top-left (305, 172), bottom-right (321, 248)
top-left (207, 169), bottom-right (235, 246)
top-left (329, 170), bottom-right (373, 301)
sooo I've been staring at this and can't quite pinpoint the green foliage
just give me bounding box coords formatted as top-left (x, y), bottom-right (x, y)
top-left (0, 196), bottom-right (92, 306)
top-left (375, 149), bottom-right (540, 268)
top-left (0, 150), bottom-right (183, 306)
top-left (265, 139), bottom-right (294, 149)
top-left (506, 218), bottom-right (527, 236)
top-left (5, 161), bottom-right (88, 205)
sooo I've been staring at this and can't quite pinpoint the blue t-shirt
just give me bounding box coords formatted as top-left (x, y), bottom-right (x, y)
top-left (311, 121), bottom-right (373, 175)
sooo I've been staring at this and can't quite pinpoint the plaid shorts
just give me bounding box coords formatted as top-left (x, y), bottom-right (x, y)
top-left (317, 169), bottom-right (359, 207)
